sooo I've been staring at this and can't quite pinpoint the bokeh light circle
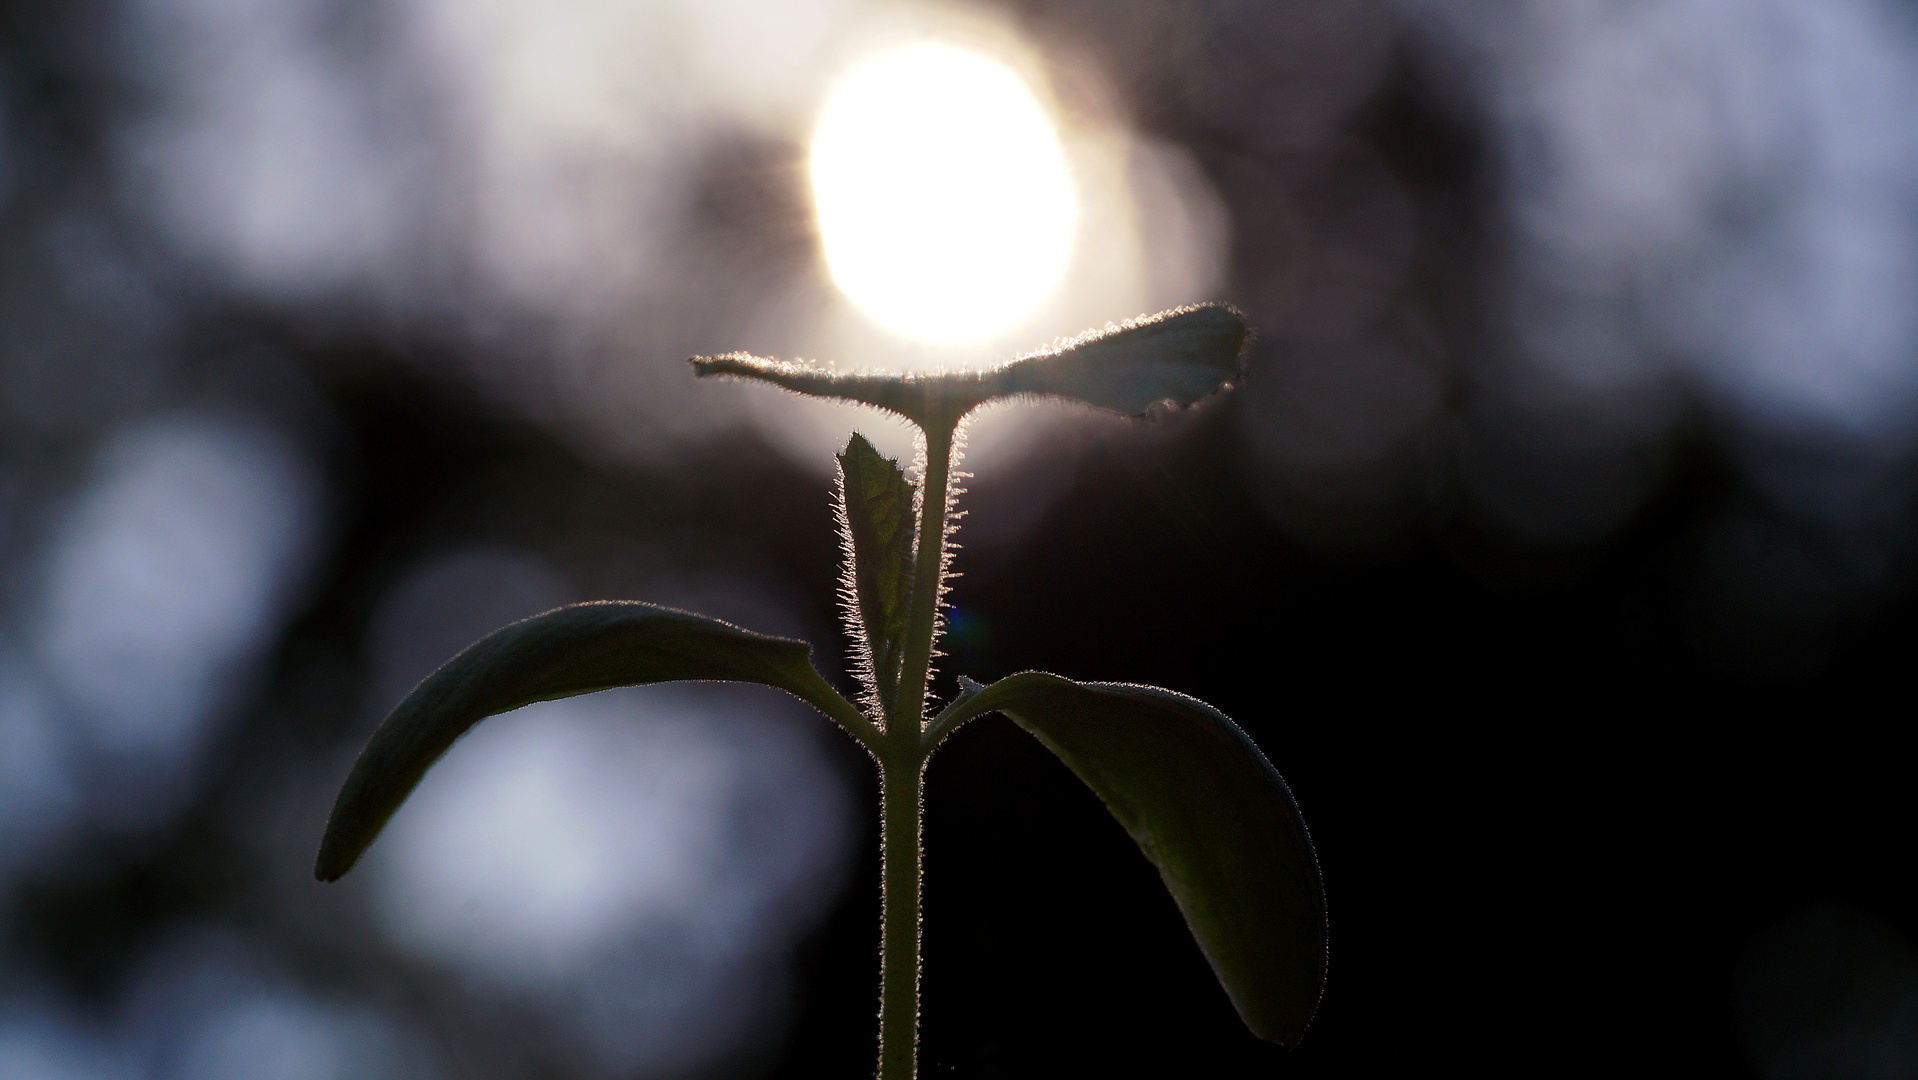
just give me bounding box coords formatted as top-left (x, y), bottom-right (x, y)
top-left (809, 43), bottom-right (1075, 342)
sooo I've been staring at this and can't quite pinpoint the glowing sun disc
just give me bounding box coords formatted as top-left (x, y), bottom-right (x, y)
top-left (809, 43), bottom-right (1076, 343)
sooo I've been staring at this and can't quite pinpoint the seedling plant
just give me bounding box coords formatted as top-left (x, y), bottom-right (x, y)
top-left (316, 304), bottom-right (1328, 1079)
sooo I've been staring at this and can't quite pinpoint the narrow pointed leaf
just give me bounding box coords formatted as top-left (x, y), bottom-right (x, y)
top-left (690, 304), bottom-right (1248, 431)
top-left (316, 601), bottom-right (868, 882)
top-left (837, 433), bottom-right (917, 717)
top-left (933, 672), bottom-right (1325, 1047)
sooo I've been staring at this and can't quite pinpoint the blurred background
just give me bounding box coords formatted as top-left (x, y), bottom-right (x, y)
top-left (4, 0), bottom-right (1918, 1076)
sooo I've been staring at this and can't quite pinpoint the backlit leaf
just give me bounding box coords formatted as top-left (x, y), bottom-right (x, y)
top-left (837, 433), bottom-right (917, 719)
top-left (690, 304), bottom-right (1247, 432)
top-left (315, 601), bottom-right (867, 882)
top-left (933, 671), bottom-right (1325, 1047)
top-left (985, 303), bottom-right (1248, 416)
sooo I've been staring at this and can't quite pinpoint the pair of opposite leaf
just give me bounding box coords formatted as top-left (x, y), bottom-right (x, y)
top-left (315, 304), bottom-right (1328, 1048)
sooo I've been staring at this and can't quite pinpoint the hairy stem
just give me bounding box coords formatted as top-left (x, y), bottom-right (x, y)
top-left (895, 423), bottom-right (954, 729)
top-left (877, 421), bottom-right (955, 1080)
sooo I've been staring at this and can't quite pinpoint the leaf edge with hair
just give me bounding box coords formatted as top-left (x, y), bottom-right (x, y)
top-left (690, 303), bottom-right (1248, 430)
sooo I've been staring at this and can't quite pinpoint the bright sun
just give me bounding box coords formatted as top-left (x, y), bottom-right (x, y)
top-left (809, 43), bottom-right (1076, 343)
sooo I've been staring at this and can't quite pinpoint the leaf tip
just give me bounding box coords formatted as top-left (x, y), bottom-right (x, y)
top-left (690, 352), bottom-right (755, 379)
top-left (312, 838), bottom-right (355, 883)
top-left (838, 430), bottom-right (880, 463)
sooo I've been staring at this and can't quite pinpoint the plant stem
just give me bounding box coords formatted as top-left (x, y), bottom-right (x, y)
top-left (878, 749), bottom-right (923, 1080)
top-left (896, 424), bottom-right (954, 732)
top-left (877, 421), bottom-right (955, 1080)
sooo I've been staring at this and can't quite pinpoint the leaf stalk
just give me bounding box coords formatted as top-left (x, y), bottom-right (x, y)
top-left (894, 422), bottom-right (955, 734)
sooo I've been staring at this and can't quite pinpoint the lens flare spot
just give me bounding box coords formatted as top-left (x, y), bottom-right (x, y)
top-left (809, 43), bottom-right (1075, 342)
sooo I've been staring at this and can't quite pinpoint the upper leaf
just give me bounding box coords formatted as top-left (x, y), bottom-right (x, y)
top-left (315, 601), bottom-right (869, 882)
top-left (836, 433), bottom-right (918, 720)
top-left (691, 304), bottom-right (1248, 432)
top-left (986, 303), bottom-right (1248, 415)
top-left (931, 672), bottom-right (1326, 1047)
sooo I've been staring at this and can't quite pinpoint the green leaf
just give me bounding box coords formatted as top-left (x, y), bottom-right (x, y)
top-left (932, 672), bottom-right (1325, 1047)
top-left (690, 304), bottom-right (1248, 432)
top-left (315, 601), bottom-right (869, 882)
top-left (985, 303), bottom-right (1248, 416)
top-left (837, 433), bottom-right (918, 719)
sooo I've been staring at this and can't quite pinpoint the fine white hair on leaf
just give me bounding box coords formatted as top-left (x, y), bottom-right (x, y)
top-left (831, 459), bottom-right (881, 724)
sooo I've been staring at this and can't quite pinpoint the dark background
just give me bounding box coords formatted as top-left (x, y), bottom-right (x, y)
top-left (6, 1), bottom-right (1918, 1078)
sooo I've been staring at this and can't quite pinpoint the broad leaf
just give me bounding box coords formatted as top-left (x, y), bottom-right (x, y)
top-left (315, 601), bottom-right (868, 882)
top-left (933, 672), bottom-right (1325, 1047)
top-left (837, 433), bottom-right (917, 718)
top-left (691, 304), bottom-right (1247, 432)
top-left (985, 303), bottom-right (1248, 415)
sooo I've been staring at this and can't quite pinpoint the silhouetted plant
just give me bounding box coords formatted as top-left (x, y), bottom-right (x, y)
top-left (316, 304), bottom-right (1327, 1079)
